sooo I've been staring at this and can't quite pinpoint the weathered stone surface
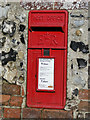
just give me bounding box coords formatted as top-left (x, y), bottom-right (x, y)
top-left (0, 37), bottom-right (6, 48)
top-left (18, 51), bottom-right (24, 59)
top-left (0, 64), bottom-right (4, 77)
top-left (3, 69), bottom-right (17, 83)
top-left (0, 5), bottom-right (10, 19)
top-left (1, 48), bottom-right (17, 66)
top-left (21, 2), bottom-right (53, 10)
top-left (15, 13), bottom-right (26, 23)
top-left (54, 1), bottom-right (88, 10)
top-left (4, 108), bottom-right (21, 118)
top-left (77, 58), bottom-right (87, 69)
top-left (2, 83), bottom-right (21, 95)
top-left (2, 20), bottom-right (16, 37)
top-left (65, 99), bottom-right (79, 110)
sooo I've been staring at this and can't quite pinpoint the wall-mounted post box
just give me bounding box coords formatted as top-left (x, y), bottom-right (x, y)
top-left (27, 10), bottom-right (68, 109)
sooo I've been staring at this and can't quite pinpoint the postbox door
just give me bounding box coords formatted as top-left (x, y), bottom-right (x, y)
top-left (27, 48), bottom-right (66, 109)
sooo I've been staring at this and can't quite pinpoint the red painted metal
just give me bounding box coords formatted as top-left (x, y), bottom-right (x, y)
top-left (27, 10), bottom-right (68, 109)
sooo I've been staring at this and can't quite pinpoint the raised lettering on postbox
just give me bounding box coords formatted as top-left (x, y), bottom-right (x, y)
top-left (31, 14), bottom-right (64, 24)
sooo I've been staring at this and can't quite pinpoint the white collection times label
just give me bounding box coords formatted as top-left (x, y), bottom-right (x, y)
top-left (38, 58), bottom-right (54, 90)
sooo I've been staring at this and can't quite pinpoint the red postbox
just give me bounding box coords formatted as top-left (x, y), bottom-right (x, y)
top-left (27, 10), bottom-right (68, 109)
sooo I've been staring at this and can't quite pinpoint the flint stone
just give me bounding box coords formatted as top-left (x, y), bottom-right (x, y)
top-left (72, 88), bottom-right (78, 96)
top-left (3, 69), bottom-right (17, 83)
top-left (1, 48), bottom-right (17, 66)
top-left (70, 41), bottom-right (78, 52)
top-left (19, 24), bottom-right (26, 32)
top-left (2, 20), bottom-right (16, 37)
top-left (73, 20), bottom-right (84, 27)
top-left (0, 5), bottom-right (10, 19)
top-left (15, 13), bottom-right (26, 23)
top-left (73, 76), bottom-right (85, 87)
top-left (0, 37), bottom-right (6, 48)
top-left (12, 39), bottom-right (19, 47)
top-left (77, 58), bottom-right (87, 69)
top-left (20, 62), bottom-right (23, 67)
top-left (71, 64), bottom-right (73, 69)
top-left (78, 42), bottom-right (89, 53)
top-left (20, 34), bottom-right (25, 44)
top-left (70, 41), bottom-right (89, 54)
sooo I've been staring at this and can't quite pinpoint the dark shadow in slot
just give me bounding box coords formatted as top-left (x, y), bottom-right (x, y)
top-left (30, 27), bottom-right (64, 32)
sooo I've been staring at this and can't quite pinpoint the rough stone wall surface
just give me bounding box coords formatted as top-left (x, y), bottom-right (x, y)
top-left (0, 1), bottom-right (89, 119)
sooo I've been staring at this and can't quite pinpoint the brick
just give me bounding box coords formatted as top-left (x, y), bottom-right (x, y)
top-left (22, 87), bottom-right (24, 96)
top-left (4, 108), bottom-right (21, 118)
top-left (79, 89), bottom-right (90, 100)
top-left (85, 113), bottom-right (90, 118)
top-left (78, 101), bottom-right (90, 112)
top-left (43, 109), bottom-right (72, 118)
top-left (0, 95), bottom-right (10, 105)
top-left (22, 108), bottom-right (42, 118)
top-left (2, 83), bottom-right (21, 95)
top-left (10, 96), bottom-right (23, 107)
